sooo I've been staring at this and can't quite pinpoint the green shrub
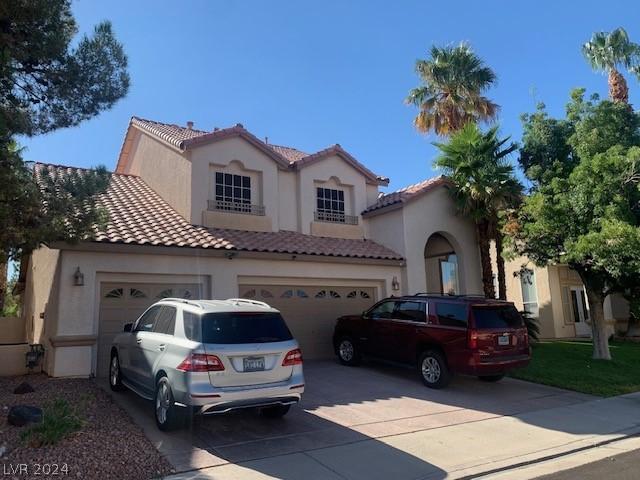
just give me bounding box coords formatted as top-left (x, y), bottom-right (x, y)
top-left (21, 399), bottom-right (83, 447)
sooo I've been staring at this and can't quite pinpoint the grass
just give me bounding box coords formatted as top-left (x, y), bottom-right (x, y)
top-left (509, 340), bottom-right (640, 397)
top-left (21, 399), bottom-right (84, 447)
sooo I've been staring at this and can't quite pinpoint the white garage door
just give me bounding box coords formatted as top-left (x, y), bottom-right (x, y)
top-left (238, 285), bottom-right (377, 359)
top-left (96, 282), bottom-right (203, 377)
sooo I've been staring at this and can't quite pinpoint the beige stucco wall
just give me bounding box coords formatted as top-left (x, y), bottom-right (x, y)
top-left (0, 317), bottom-right (26, 343)
top-left (299, 155), bottom-right (370, 235)
top-left (190, 137), bottom-right (282, 230)
top-left (126, 132), bottom-right (192, 220)
top-left (21, 247), bottom-right (61, 345)
top-left (45, 248), bottom-right (401, 377)
top-left (0, 344), bottom-right (30, 376)
top-left (400, 188), bottom-right (482, 296)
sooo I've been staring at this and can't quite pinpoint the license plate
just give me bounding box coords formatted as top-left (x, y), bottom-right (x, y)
top-left (243, 356), bottom-right (265, 372)
top-left (498, 335), bottom-right (510, 346)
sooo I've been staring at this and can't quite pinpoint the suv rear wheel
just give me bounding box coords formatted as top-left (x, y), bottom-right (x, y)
top-left (337, 336), bottom-right (361, 366)
top-left (109, 352), bottom-right (125, 392)
top-left (418, 350), bottom-right (451, 389)
top-left (155, 376), bottom-right (181, 431)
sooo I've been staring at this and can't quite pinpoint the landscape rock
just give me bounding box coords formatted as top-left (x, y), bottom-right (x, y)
top-left (7, 405), bottom-right (43, 427)
top-left (13, 382), bottom-right (35, 395)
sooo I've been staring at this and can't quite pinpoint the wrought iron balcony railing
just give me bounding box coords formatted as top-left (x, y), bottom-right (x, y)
top-left (314, 210), bottom-right (359, 225)
top-left (208, 199), bottom-right (265, 216)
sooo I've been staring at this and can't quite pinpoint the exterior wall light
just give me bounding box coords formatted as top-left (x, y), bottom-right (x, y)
top-left (73, 267), bottom-right (84, 286)
top-left (391, 276), bottom-right (400, 291)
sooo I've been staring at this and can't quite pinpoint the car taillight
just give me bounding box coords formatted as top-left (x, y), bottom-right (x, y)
top-left (468, 329), bottom-right (479, 350)
top-left (177, 353), bottom-right (225, 372)
top-left (282, 348), bottom-right (303, 366)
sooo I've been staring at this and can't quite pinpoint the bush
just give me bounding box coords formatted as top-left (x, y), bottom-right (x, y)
top-left (21, 399), bottom-right (83, 447)
top-left (520, 310), bottom-right (540, 342)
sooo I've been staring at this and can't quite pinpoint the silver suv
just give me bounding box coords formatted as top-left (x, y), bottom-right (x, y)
top-left (109, 298), bottom-right (304, 430)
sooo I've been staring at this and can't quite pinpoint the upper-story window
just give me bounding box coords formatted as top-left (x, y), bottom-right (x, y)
top-left (315, 187), bottom-right (357, 224)
top-left (209, 172), bottom-right (264, 215)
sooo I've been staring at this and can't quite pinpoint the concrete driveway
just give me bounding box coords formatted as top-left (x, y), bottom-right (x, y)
top-left (103, 360), bottom-right (640, 479)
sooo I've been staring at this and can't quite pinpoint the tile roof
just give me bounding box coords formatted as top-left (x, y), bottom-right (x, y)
top-left (34, 163), bottom-right (403, 261)
top-left (266, 144), bottom-right (308, 163)
top-left (126, 117), bottom-right (388, 185)
top-left (362, 176), bottom-right (449, 215)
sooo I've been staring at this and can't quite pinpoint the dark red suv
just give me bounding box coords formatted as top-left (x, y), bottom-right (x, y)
top-left (332, 294), bottom-right (531, 388)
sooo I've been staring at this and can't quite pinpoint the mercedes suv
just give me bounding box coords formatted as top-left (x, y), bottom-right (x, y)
top-left (333, 294), bottom-right (530, 388)
top-left (109, 298), bottom-right (304, 430)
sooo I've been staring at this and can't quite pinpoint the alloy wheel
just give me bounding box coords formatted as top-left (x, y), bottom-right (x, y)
top-left (339, 340), bottom-right (354, 362)
top-left (421, 356), bottom-right (441, 384)
top-left (156, 382), bottom-right (170, 425)
top-left (110, 356), bottom-right (119, 386)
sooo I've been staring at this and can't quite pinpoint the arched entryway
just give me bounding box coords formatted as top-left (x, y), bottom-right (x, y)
top-left (424, 233), bottom-right (461, 295)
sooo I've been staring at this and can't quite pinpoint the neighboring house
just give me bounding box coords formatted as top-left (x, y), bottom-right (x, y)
top-left (500, 256), bottom-right (630, 339)
top-left (19, 117), bottom-right (482, 378)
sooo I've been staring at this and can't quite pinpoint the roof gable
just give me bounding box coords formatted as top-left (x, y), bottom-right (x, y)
top-left (362, 176), bottom-right (450, 216)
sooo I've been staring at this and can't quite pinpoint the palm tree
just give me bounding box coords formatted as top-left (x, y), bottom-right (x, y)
top-left (406, 43), bottom-right (499, 136)
top-left (433, 123), bottom-right (521, 298)
top-left (582, 27), bottom-right (640, 104)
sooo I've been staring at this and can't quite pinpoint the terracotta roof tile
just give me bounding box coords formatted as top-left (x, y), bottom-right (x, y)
top-left (362, 176), bottom-right (449, 215)
top-left (34, 163), bottom-right (402, 261)
top-left (266, 144), bottom-right (308, 163)
top-left (131, 117), bottom-right (208, 148)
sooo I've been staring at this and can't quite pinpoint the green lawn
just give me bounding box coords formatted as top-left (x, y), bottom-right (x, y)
top-left (509, 340), bottom-right (640, 397)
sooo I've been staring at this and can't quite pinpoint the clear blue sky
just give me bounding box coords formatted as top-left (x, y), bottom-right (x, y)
top-left (19, 0), bottom-right (640, 193)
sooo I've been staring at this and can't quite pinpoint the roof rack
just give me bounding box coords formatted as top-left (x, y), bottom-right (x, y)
top-left (157, 298), bottom-right (205, 308)
top-left (226, 298), bottom-right (271, 308)
top-left (412, 292), bottom-right (487, 299)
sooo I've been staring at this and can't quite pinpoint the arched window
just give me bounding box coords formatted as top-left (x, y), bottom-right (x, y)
top-left (281, 290), bottom-right (294, 298)
top-left (129, 288), bottom-right (146, 299)
top-left (296, 289), bottom-right (308, 298)
top-left (104, 288), bottom-right (123, 299)
top-left (156, 289), bottom-right (173, 299)
top-left (260, 289), bottom-right (274, 298)
top-left (242, 289), bottom-right (256, 299)
top-left (316, 290), bottom-right (340, 299)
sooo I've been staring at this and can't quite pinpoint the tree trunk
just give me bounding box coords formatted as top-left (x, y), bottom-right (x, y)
top-left (0, 261), bottom-right (6, 314)
top-left (608, 69), bottom-right (629, 104)
top-left (476, 220), bottom-right (495, 299)
top-left (495, 229), bottom-right (507, 300)
top-left (584, 286), bottom-right (611, 360)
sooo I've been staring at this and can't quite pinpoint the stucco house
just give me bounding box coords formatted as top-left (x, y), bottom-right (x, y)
top-left (19, 117), bottom-right (483, 378)
top-left (500, 256), bottom-right (630, 339)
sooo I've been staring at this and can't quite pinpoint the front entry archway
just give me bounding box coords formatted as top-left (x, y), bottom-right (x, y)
top-left (424, 233), bottom-right (460, 295)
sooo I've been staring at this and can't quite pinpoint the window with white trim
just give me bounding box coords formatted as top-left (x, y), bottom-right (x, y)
top-left (520, 269), bottom-right (539, 318)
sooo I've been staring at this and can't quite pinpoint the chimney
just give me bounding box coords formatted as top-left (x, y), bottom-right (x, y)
top-left (213, 127), bottom-right (220, 132)
top-left (264, 136), bottom-right (269, 144)
top-left (186, 121), bottom-right (194, 130)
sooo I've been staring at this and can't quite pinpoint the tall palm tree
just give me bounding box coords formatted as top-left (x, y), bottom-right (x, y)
top-left (434, 123), bottom-right (521, 298)
top-left (406, 43), bottom-right (499, 136)
top-left (582, 27), bottom-right (640, 104)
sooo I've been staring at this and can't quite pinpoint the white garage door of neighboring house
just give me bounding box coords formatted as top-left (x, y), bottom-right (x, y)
top-left (239, 285), bottom-right (377, 359)
top-left (96, 282), bottom-right (203, 377)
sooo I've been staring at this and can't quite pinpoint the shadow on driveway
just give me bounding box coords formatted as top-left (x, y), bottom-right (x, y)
top-left (100, 360), bottom-right (640, 479)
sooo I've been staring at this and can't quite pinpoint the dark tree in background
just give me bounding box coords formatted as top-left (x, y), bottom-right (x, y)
top-left (0, 0), bottom-right (129, 312)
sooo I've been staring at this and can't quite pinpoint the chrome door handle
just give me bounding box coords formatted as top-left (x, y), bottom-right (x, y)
top-left (136, 338), bottom-right (142, 344)
top-left (158, 344), bottom-right (166, 351)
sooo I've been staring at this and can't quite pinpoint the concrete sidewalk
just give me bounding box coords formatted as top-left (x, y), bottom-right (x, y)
top-left (162, 392), bottom-right (640, 480)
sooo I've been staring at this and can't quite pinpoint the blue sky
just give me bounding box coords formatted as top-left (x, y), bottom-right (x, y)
top-left (19, 0), bottom-right (640, 193)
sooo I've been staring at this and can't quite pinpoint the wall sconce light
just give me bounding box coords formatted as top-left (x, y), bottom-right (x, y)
top-left (73, 267), bottom-right (84, 286)
top-left (391, 276), bottom-right (400, 291)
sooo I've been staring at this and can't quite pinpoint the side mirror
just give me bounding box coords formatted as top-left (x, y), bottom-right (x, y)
top-left (123, 323), bottom-right (133, 333)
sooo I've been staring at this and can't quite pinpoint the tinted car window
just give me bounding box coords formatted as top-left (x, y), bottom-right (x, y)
top-left (153, 306), bottom-right (176, 335)
top-left (435, 302), bottom-right (467, 328)
top-left (473, 305), bottom-right (523, 329)
top-left (395, 301), bottom-right (426, 322)
top-left (134, 306), bottom-right (160, 332)
top-left (184, 312), bottom-right (293, 344)
top-left (368, 301), bottom-right (396, 320)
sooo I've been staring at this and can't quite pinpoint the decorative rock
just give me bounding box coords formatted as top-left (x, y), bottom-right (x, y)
top-left (13, 382), bottom-right (35, 395)
top-left (7, 405), bottom-right (43, 427)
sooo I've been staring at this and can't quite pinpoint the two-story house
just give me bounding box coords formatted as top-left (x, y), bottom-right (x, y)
top-left (19, 117), bottom-right (483, 377)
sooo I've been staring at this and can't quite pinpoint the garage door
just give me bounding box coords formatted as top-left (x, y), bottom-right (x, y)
top-left (96, 282), bottom-right (203, 377)
top-left (238, 285), bottom-right (377, 359)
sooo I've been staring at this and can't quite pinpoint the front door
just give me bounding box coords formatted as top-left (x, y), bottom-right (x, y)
top-left (570, 287), bottom-right (591, 337)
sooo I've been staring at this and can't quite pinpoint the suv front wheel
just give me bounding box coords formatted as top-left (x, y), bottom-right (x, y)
top-left (418, 350), bottom-right (451, 389)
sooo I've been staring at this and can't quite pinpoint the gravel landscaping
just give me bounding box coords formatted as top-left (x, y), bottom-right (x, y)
top-left (1, 374), bottom-right (173, 479)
